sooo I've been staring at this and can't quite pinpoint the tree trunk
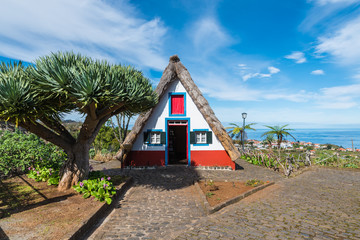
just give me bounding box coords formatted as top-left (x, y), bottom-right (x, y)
top-left (58, 142), bottom-right (90, 191)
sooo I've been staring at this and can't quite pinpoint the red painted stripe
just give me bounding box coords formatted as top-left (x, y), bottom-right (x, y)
top-left (190, 150), bottom-right (235, 169)
top-left (126, 150), bottom-right (235, 170)
top-left (126, 151), bottom-right (165, 167)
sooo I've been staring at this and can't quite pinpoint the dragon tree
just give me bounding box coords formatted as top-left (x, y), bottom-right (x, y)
top-left (0, 52), bottom-right (157, 190)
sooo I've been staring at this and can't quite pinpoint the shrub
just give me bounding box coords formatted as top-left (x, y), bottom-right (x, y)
top-left (89, 148), bottom-right (96, 159)
top-left (93, 153), bottom-right (114, 162)
top-left (73, 175), bottom-right (116, 205)
top-left (314, 150), bottom-right (359, 168)
top-left (27, 166), bottom-right (60, 186)
top-left (0, 130), bottom-right (66, 178)
top-left (246, 179), bottom-right (264, 187)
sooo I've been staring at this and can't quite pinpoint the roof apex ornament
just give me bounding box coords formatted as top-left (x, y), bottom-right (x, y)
top-left (169, 55), bottom-right (180, 63)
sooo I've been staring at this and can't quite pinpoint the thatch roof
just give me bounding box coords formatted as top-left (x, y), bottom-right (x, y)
top-left (116, 55), bottom-right (241, 162)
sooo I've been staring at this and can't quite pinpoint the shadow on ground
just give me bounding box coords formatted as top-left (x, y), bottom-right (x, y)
top-left (93, 158), bottom-right (283, 191)
top-left (0, 176), bottom-right (74, 219)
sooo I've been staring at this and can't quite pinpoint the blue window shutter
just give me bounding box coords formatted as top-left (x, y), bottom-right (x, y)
top-left (143, 132), bottom-right (150, 144)
top-left (160, 132), bottom-right (166, 144)
top-left (190, 132), bottom-right (196, 144)
top-left (207, 132), bottom-right (212, 144)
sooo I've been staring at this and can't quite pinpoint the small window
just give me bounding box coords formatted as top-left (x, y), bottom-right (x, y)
top-left (150, 132), bottom-right (161, 144)
top-left (144, 130), bottom-right (166, 145)
top-left (196, 132), bottom-right (207, 144)
top-left (190, 130), bottom-right (212, 145)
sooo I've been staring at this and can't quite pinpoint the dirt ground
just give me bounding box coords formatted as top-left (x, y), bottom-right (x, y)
top-left (198, 181), bottom-right (258, 207)
top-left (0, 175), bottom-right (125, 240)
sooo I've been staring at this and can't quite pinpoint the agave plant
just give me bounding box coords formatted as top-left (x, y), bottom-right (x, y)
top-left (0, 52), bottom-right (157, 190)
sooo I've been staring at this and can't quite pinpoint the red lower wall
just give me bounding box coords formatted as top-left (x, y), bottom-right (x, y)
top-left (190, 150), bottom-right (235, 169)
top-left (126, 151), bottom-right (165, 167)
top-left (126, 150), bottom-right (235, 169)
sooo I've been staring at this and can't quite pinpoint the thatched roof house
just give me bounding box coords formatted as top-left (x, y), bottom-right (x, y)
top-left (117, 55), bottom-right (240, 169)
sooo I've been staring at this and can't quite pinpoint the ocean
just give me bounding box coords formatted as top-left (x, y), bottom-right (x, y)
top-left (245, 128), bottom-right (360, 149)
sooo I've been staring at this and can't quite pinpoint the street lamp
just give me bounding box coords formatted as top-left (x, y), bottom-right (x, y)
top-left (241, 112), bottom-right (247, 152)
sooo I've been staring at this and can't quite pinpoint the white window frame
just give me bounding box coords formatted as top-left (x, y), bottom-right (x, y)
top-left (196, 132), bottom-right (207, 144)
top-left (150, 132), bottom-right (161, 144)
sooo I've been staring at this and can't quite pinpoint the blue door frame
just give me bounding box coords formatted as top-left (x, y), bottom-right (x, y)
top-left (165, 118), bottom-right (191, 166)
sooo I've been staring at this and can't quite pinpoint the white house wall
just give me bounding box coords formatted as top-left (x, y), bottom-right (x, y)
top-left (132, 79), bottom-right (226, 151)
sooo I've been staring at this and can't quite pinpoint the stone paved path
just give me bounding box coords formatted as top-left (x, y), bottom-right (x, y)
top-left (88, 160), bottom-right (360, 239)
top-left (175, 168), bottom-right (360, 240)
top-left (88, 166), bottom-right (207, 240)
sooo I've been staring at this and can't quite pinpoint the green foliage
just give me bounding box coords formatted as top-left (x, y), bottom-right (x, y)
top-left (18, 52), bottom-right (156, 121)
top-left (27, 166), bottom-right (60, 186)
top-left (246, 179), bottom-right (264, 187)
top-left (93, 124), bottom-right (119, 153)
top-left (206, 192), bottom-right (215, 198)
top-left (73, 175), bottom-right (116, 205)
top-left (314, 150), bottom-right (359, 168)
top-left (226, 123), bottom-right (256, 140)
top-left (241, 152), bottom-right (277, 168)
top-left (0, 130), bottom-right (66, 177)
top-left (88, 170), bottom-right (106, 180)
top-left (0, 52), bottom-right (157, 186)
top-left (261, 124), bottom-right (295, 148)
top-left (89, 148), bottom-right (96, 159)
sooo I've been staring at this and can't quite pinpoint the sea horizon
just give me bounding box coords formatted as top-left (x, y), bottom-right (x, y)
top-left (244, 128), bottom-right (360, 149)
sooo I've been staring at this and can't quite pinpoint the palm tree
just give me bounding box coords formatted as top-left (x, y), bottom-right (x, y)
top-left (263, 134), bottom-right (275, 149)
top-left (226, 123), bottom-right (256, 146)
top-left (261, 125), bottom-right (295, 149)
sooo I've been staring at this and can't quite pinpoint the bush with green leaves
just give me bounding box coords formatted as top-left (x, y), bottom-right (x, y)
top-left (73, 174), bottom-right (116, 205)
top-left (246, 179), bottom-right (264, 187)
top-left (241, 152), bottom-right (277, 168)
top-left (0, 130), bottom-right (67, 177)
top-left (314, 150), bottom-right (359, 168)
top-left (27, 166), bottom-right (60, 186)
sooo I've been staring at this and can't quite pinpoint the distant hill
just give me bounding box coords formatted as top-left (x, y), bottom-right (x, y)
top-left (62, 120), bottom-right (83, 138)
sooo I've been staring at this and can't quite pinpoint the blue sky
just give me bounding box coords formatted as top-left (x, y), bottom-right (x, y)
top-left (1, 0), bottom-right (360, 128)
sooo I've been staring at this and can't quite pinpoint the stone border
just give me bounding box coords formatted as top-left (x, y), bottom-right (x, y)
top-left (63, 176), bottom-right (134, 240)
top-left (195, 181), bottom-right (275, 214)
top-left (123, 165), bottom-right (232, 171)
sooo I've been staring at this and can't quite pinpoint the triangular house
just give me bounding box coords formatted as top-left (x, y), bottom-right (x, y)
top-left (118, 55), bottom-right (241, 169)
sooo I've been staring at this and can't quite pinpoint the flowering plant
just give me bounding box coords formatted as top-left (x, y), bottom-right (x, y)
top-left (245, 179), bottom-right (264, 187)
top-left (73, 176), bottom-right (116, 205)
top-left (27, 165), bottom-right (60, 186)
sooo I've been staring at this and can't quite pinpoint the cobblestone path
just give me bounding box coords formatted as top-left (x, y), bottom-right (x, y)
top-left (88, 166), bottom-right (206, 240)
top-left (89, 161), bottom-right (360, 239)
top-left (175, 168), bottom-right (360, 240)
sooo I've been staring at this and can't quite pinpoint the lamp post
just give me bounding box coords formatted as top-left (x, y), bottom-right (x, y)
top-left (241, 112), bottom-right (247, 152)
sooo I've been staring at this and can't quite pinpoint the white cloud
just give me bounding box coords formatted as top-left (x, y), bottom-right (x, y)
top-left (315, 84), bottom-right (360, 109)
top-left (195, 73), bottom-right (263, 101)
top-left (316, 16), bottom-right (360, 65)
top-left (311, 69), bottom-right (325, 75)
top-left (238, 64), bottom-right (248, 70)
top-left (285, 51), bottom-right (307, 63)
top-left (243, 73), bottom-right (259, 81)
top-left (312, 0), bottom-right (359, 5)
top-left (0, 0), bottom-right (168, 69)
top-left (268, 66), bottom-right (280, 74)
top-left (242, 66), bottom-right (280, 81)
top-left (190, 17), bottom-right (232, 55)
top-left (264, 90), bottom-right (312, 103)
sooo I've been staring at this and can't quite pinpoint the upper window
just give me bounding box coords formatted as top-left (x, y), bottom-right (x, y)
top-left (169, 93), bottom-right (186, 116)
